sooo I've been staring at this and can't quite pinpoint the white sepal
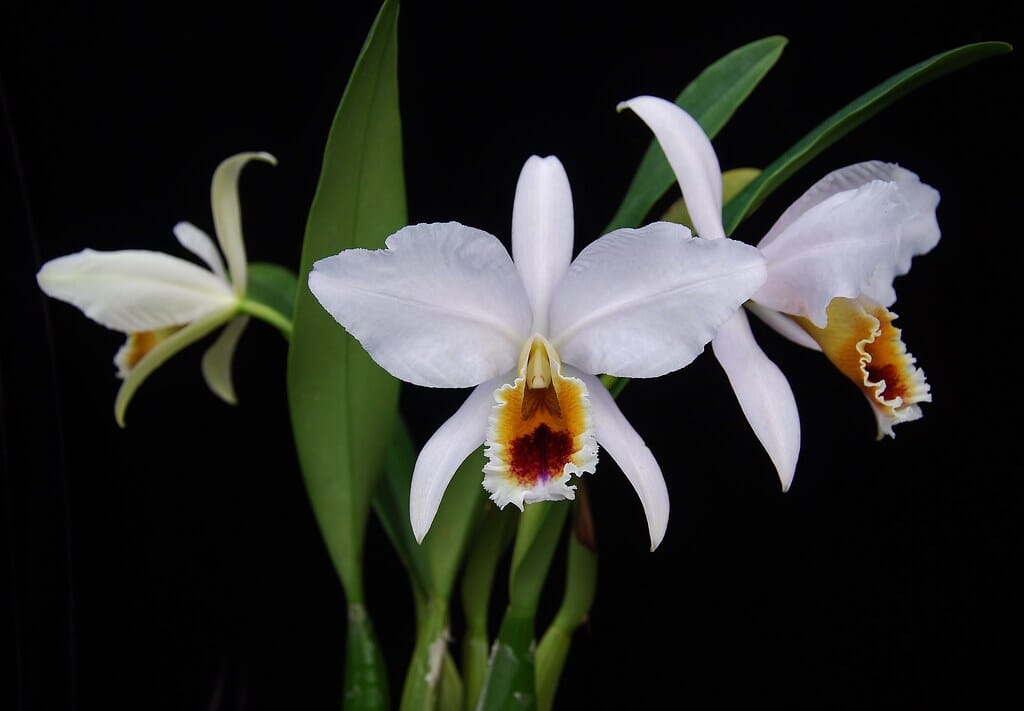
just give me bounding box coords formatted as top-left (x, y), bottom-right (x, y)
top-left (511, 155), bottom-right (575, 334)
top-left (410, 376), bottom-right (506, 542)
top-left (617, 96), bottom-right (726, 240)
top-left (211, 151), bottom-right (277, 295)
top-left (201, 315), bottom-right (250, 404)
top-left (576, 370), bottom-right (669, 551)
top-left (711, 310), bottom-right (800, 491)
top-left (745, 302), bottom-right (821, 352)
top-left (173, 221), bottom-right (228, 281)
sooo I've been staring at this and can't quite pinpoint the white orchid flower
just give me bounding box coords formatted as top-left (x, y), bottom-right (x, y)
top-left (36, 151), bottom-right (276, 426)
top-left (308, 154), bottom-right (766, 550)
top-left (620, 95), bottom-right (939, 491)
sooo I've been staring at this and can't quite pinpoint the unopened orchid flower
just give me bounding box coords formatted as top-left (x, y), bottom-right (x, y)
top-left (309, 155), bottom-right (765, 549)
top-left (36, 152), bottom-right (276, 426)
top-left (620, 95), bottom-right (939, 491)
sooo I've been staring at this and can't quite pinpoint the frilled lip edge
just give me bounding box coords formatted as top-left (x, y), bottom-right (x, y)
top-left (797, 296), bottom-right (931, 438)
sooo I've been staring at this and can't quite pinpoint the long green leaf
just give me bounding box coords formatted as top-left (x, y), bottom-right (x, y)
top-left (284, 2), bottom-right (405, 709)
top-left (606, 35), bottom-right (787, 231)
top-left (286, 0), bottom-right (404, 603)
top-left (722, 41), bottom-right (1012, 235)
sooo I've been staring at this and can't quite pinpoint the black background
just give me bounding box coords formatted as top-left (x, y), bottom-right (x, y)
top-left (3, 2), bottom-right (1022, 709)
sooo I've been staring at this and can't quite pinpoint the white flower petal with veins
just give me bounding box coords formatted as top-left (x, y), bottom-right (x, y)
top-left (309, 222), bottom-right (532, 389)
top-left (37, 249), bottom-right (236, 332)
top-left (550, 223), bottom-right (765, 377)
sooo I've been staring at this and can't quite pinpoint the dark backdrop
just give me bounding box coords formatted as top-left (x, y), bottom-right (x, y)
top-left (3, 2), bottom-right (1021, 709)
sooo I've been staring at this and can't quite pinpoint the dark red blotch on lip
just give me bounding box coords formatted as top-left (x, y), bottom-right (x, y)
top-left (508, 423), bottom-right (573, 485)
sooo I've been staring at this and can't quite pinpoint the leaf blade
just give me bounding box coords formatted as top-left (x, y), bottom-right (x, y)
top-left (722, 41), bottom-right (1013, 235)
top-left (285, 0), bottom-right (406, 602)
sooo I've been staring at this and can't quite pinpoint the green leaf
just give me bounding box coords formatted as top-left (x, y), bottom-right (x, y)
top-left (474, 612), bottom-right (537, 711)
top-left (722, 40), bottom-right (1013, 235)
top-left (285, 0), bottom-right (404, 602)
top-left (372, 416), bottom-right (433, 603)
top-left (283, 2), bottom-right (405, 708)
top-left (246, 262), bottom-right (297, 321)
top-left (241, 261), bottom-right (297, 337)
top-left (606, 35), bottom-right (787, 231)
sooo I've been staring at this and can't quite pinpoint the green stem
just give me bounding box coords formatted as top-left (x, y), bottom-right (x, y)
top-left (345, 603), bottom-right (391, 711)
top-left (238, 297), bottom-right (293, 337)
top-left (400, 597), bottom-right (452, 711)
top-left (461, 508), bottom-right (516, 709)
top-left (534, 626), bottom-right (572, 711)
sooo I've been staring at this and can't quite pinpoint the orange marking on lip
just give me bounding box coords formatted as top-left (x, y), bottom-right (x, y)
top-left (115, 326), bottom-right (182, 376)
top-left (486, 336), bottom-right (596, 499)
top-left (795, 296), bottom-right (930, 433)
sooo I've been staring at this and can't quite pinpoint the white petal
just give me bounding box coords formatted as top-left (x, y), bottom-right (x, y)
top-left (410, 375), bottom-right (506, 542)
top-left (201, 315), bottom-right (250, 404)
top-left (758, 162), bottom-right (940, 310)
top-left (862, 166), bottom-right (941, 306)
top-left (576, 371), bottom-right (668, 551)
top-left (760, 162), bottom-right (926, 250)
top-left (37, 249), bottom-right (237, 332)
top-left (511, 155), bottom-right (575, 333)
top-left (745, 302), bottom-right (821, 352)
top-left (173, 221), bottom-right (228, 280)
top-left (114, 306), bottom-right (236, 426)
top-left (550, 223), bottom-right (765, 378)
top-left (617, 96), bottom-right (725, 240)
top-left (211, 151), bottom-right (277, 294)
top-left (888, 165), bottom-right (941, 272)
top-left (711, 310), bottom-right (800, 491)
top-left (753, 180), bottom-right (910, 328)
top-left (309, 222), bottom-right (531, 388)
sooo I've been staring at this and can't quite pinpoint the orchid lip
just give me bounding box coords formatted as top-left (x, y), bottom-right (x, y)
top-left (483, 335), bottom-right (598, 511)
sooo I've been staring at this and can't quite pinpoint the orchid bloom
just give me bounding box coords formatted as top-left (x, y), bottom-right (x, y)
top-left (620, 96), bottom-right (939, 491)
top-left (36, 151), bottom-right (276, 426)
top-left (308, 155), bottom-right (765, 549)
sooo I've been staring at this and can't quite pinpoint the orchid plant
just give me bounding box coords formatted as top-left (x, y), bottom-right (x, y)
top-left (32, 1), bottom-right (1010, 709)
